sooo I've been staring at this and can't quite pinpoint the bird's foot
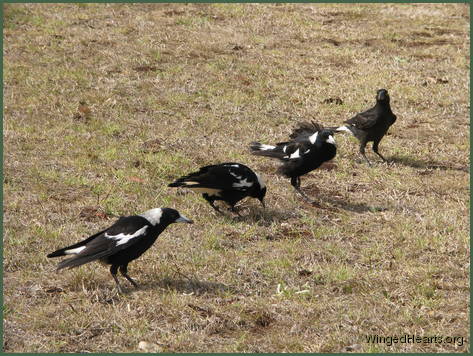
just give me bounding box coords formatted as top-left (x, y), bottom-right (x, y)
top-left (230, 206), bottom-right (242, 217)
top-left (294, 188), bottom-right (317, 204)
top-left (374, 151), bottom-right (388, 163)
top-left (124, 275), bottom-right (139, 289)
top-left (116, 284), bottom-right (124, 295)
top-left (210, 204), bottom-right (225, 215)
top-left (309, 200), bottom-right (323, 208)
top-left (302, 196), bottom-right (316, 205)
top-left (378, 155), bottom-right (393, 165)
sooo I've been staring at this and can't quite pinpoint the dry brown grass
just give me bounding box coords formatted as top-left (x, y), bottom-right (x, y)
top-left (3, 3), bottom-right (469, 353)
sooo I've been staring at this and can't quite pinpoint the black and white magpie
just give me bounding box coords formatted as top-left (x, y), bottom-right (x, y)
top-left (336, 89), bottom-right (397, 165)
top-left (47, 208), bottom-right (193, 293)
top-left (168, 163), bottom-right (266, 215)
top-left (250, 121), bottom-right (337, 203)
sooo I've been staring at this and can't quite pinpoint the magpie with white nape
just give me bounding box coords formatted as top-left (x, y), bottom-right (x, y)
top-left (336, 89), bottom-right (397, 165)
top-left (250, 121), bottom-right (336, 203)
top-left (168, 163), bottom-right (266, 215)
top-left (47, 208), bottom-right (193, 293)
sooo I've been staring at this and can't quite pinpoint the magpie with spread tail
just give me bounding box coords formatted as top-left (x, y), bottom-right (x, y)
top-left (47, 208), bottom-right (193, 293)
top-left (168, 163), bottom-right (266, 215)
top-left (336, 89), bottom-right (397, 165)
top-left (250, 121), bottom-right (336, 203)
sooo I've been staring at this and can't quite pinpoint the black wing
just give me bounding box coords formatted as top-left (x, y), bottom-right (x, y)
top-left (345, 107), bottom-right (378, 130)
top-left (251, 139), bottom-right (313, 161)
top-left (54, 216), bottom-right (151, 270)
top-left (276, 141), bottom-right (312, 158)
top-left (47, 226), bottom-right (110, 258)
top-left (280, 122), bottom-right (325, 159)
top-left (289, 121), bottom-right (325, 141)
top-left (169, 163), bottom-right (256, 192)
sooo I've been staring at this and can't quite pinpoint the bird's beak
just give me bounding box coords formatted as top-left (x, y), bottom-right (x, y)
top-left (259, 199), bottom-right (266, 209)
top-left (377, 91), bottom-right (387, 101)
top-left (176, 215), bottom-right (194, 224)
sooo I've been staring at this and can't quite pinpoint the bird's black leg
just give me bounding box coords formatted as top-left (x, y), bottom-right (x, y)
top-left (291, 176), bottom-right (314, 203)
top-left (373, 141), bottom-right (387, 162)
top-left (359, 141), bottom-right (371, 166)
top-left (290, 176), bottom-right (301, 190)
top-left (110, 265), bottom-right (124, 294)
top-left (119, 264), bottom-right (138, 288)
top-left (203, 194), bottom-right (223, 214)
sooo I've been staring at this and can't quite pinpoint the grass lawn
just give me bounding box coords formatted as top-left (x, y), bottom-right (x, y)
top-left (3, 3), bottom-right (469, 352)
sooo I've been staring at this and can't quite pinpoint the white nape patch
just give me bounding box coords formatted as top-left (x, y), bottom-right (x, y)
top-left (255, 173), bottom-right (266, 189)
top-left (289, 148), bottom-right (300, 159)
top-left (105, 225), bottom-right (148, 246)
top-left (326, 135), bottom-right (336, 145)
top-left (308, 131), bottom-right (318, 144)
top-left (233, 178), bottom-right (253, 188)
top-left (258, 144), bottom-right (276, 151)
top-left (336, 126), bottom-right (353, 135)
top-left (139, 208), bottom-right (163, 226)
top-left (65, 246), bottom-right (86, 255)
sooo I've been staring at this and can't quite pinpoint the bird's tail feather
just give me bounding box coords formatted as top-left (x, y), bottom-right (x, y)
top-left (47, 228), bottom-right (108, 259)
top-left (168, 180), bottom-right (184, 187)
top-left (250, 142), bottom-right (276, 152)
top-left (56, 250), bottom-right (111, 270)
top-left (334, 125), bottom-right (354, 135)
top-left (47, 249), bottom-right (68, 258)
top-left (250, 142), bottom-right (286, 159)
top-left (168, 177), bottom-right (200, 188)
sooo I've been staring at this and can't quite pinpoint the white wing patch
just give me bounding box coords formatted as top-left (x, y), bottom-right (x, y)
top-left (105, 225), bottom-right (148, 246)
top-left (289, 148), bottom-right (300, 159)
top-left (233, 178), bottom-right (253, 188)
top-left (284, 147), bottom-right (311, 159)
top-left (308, 131), bottom-right (318, 144)
top-left (65, 246), bottom-right (86, 255)
top-left (326, 135), bottom-right (336, 145)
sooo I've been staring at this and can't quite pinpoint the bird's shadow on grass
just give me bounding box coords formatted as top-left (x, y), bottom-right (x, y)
top-left (231, 206), bottom-right (300, 225)
top-left (317, 195), bottom-right (388, 214)
top-left (138, 277), bottom-right (235, 296)
top-left (304, 186), bottom-right (386, 214)
top-left (389, 155), bottom-right (469, 172)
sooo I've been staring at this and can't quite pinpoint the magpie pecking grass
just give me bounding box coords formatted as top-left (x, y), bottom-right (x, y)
top-left (47, 208), bottom-right (193, 293)
top-left (168, 163), bottom-right (266, 215)
top-left (336, 88), bottom-right (397, 165)
top-left (250, 121), bottom-right (337, 203)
